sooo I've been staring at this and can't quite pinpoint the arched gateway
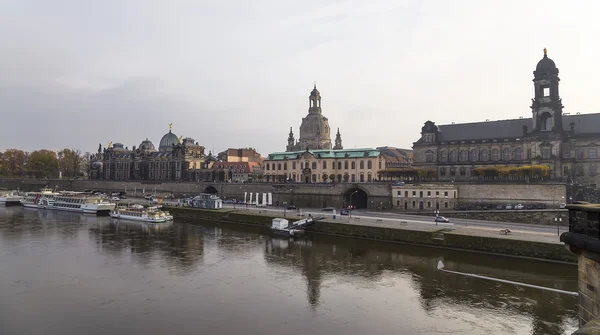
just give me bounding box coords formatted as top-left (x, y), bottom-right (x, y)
top-left (343, 188), bottom-right (368, 209)
top-left (204, 186), bottom-right (218, 195)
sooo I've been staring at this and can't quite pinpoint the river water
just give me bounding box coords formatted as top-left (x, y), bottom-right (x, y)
top-left (0, 206), bottom-right (578, 335)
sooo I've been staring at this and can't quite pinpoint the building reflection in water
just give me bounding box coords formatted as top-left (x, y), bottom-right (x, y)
top-left (89, 219), bottom-right (204, 275)
top-left (263, 233), bottom-right (577, 335)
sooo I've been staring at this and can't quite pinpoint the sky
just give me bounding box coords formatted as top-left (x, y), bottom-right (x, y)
top-left (1, 0), bottom-right (599, 156)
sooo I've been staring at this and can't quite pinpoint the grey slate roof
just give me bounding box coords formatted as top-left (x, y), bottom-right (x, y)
top-left (436, 113), bottom-right (600, 141)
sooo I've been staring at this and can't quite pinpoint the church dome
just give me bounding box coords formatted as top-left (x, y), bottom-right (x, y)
top-left (139, 138), bottom-right (156, 151)
top-left (159, 130), bottom-right (178, 151)
top-left (534, 49), bottom-right (558, 78)
top-left (536, 54), bottom-right (557, 72)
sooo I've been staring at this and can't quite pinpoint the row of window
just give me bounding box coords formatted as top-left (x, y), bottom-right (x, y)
top-left (572, 148), bottom-right (598, 159)
top-left (437, 148), bottom-right (529, 163)
top-left (106, 161), bottom-right (182, 170)
top-left (399, 200), bottom-right (449, 209)
top-left (266, 172), bottom-right (374, 182)
top-left (266, 160), bottom-right (378, 171)
top-left (397, 190), bottom-right (456, 198)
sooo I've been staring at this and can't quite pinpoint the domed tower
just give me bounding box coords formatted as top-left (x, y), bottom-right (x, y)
top-left (139, 138), bottom-right (156, 152)
top-left (531, 48), bottom-right (563, 133)
top-left (159, 123), bottom-right (179, 151)
top-left (297, 83), bottom-right (332, 150)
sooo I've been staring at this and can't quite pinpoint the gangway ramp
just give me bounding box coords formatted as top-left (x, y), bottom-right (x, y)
top-left (287, 215), bottom-right (324, 230)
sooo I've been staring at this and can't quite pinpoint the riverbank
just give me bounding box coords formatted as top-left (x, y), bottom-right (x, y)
top-left (166, 206), bottom-right (576, 264)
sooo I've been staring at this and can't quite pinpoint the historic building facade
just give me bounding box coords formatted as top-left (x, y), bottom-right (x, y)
top-left (286, 84), bottom-right (343, 151)
top-left (413, 49), bottom-right (600, 187)
top-left (264, 148), bottom-right (384, 183)
top-left (90, 125), bottom-right (210, 181)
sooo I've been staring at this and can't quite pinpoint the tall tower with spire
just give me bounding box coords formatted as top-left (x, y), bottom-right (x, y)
top-left (333, 128), bottom-right (343, 150)
top-left (286, 127), bottom-right (295, 152)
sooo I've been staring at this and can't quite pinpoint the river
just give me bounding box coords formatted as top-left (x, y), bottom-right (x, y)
top-left (0, 206), bottom-right (578, 335)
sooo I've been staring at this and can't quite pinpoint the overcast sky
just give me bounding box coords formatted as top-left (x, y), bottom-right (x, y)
top-left (2, 0), bottom-right (599, 155)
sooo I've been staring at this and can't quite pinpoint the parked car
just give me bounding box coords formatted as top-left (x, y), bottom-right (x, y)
top-left (347, 205), bottom-right (356, 210)
top-left (111, 196), bottom-right (121, 201)
top-left (144, 194), bottom-right (154, 200)
top-left (514, 204), bottom-right (524, 210)
top-left (496, 204), bottom-right (504, 210)
top-left (287, 205), bottom-right (297, 210)
top-left (340, 209), bottom-right (349, 216)
top-left (434, 216), bottom-right (450, 223)
top-left (322, 207), bottom-right (334, 212)
top-left (505, 204), bottom-right (513, 210)
top-left (559, 203), bottom-right (567, 209)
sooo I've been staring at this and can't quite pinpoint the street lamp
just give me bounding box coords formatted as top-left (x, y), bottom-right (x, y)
top-left (283, 201), bottom-right (287, 217)
top-left (349, 190), bottom-right (358, 218)
top-left (555, 216), bottom-right (563, 236)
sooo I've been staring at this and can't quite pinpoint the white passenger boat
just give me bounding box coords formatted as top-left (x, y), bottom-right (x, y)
top-left (21, 188), bottom-right (60, 209)
top-left (0, 190), bottom-right (22, 206)
top-left (109, 207), bottom-right (168, 223)
top-left (20, 189), bottom-right (116, 215)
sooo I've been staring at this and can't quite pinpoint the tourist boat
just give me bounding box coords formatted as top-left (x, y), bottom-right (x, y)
top-left (109, 206), bottom-right (168, 223)
top-left (21, 189), bottom-right (116, 215)
top-left (21, 188), bottom-right (60, 209)
top-left (147, 206), bottom-right (173, 221)
top-left (0, 190), bottom-right (22, 206)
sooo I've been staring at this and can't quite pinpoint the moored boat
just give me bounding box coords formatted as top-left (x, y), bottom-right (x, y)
top-left (0, 190), bottom-right (22, 206)
top-left (109, 206), bottom-right (168, 223)
top-left (20, 189), bottom-right (115, 215)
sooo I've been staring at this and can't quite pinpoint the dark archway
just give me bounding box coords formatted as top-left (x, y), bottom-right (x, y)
top-left (204, 186), bottom-right (218, 195)
top-left (343, 188), bottom-right (368, 209)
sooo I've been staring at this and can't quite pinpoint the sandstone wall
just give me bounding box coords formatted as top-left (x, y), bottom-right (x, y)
top-left (458, 183), bottom-right (567, 205)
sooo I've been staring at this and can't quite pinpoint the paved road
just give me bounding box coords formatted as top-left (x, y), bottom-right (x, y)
top-left (119, 197), bottom-right (563, 236)
top-left (220, 204), bottom-right (563, 235)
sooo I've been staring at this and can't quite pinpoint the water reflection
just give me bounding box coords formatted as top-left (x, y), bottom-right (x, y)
top-left (0, 209), bottom-right (578, 335)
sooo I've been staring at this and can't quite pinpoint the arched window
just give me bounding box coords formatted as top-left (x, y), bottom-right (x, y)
top-left (338, 162), bottom-right (342, 169)
top-left (502, 148), bottom-right (511, 161)
top-left (283, 163), bottom-right (287, 170)
top-left (360, 173), bottom-right (364, 182)
top-left (360, 160), bottom-right (364, 169)
top-left (266, 164), bottom-right (270, 171)
top-left (425, 152), bottom-right (433, 163)
top-left (491, 149), bottom-right (500, 161)
top-left (323, 161), bottom-right (327, 169)
top-left (272, 163), bottom-right (275, 170)
top-left (514, 148), bottom-right (522, 160)
top-left (480, 149), bottom-right (489, 161)
top-left (351, 174), bottom-right (356, 182)
top-left (367, 173), bottom-right (372, 182)
top-left (277, 163), bottom-right (281, 170)
top-left (541, 146), bottom-right (552, 159)
top-left (459, 150), bottom-right (468, 162)
top-left (440, 150), bottom-right (447, 162)
top-left (344, 161), bottom-right (348, 169)
top-left (367, 161), bottom-right (372, 169)
top-left (540, 112), bottom-right (552, 131)
top-left (351, 161), bottom-right (356, 169)
top-left (469, 149), bottom-right (478, 162)
top-left (311, 162), bottom-right (317, 169)
top-left (449, 150), bottom-right (458, 162)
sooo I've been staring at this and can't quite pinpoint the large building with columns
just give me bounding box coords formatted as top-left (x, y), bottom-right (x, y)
top-left (413, 49), bottom-right (600, 187)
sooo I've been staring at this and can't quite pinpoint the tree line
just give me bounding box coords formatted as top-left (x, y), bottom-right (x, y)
top-left (0, 149), bottom-right (89, 179)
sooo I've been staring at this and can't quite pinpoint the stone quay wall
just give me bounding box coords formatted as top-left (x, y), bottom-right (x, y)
top-left (457, 183), bottom-right (567, 206)
top-left (1, 179), bottom-right (568, 213)
top-left (166, 207), bottom-right (576, 263)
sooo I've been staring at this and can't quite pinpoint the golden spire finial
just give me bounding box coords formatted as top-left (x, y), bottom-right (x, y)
top-left (178, 135), bottom-right (183, 144)
top-left (314, 81), bottom-right (316, 89)
top-left (169, 122), bottom-right (173, 131)
top-left (543, 47), bottom-right (547, 56)
top-left (108, 141), bottom-right (112, 148)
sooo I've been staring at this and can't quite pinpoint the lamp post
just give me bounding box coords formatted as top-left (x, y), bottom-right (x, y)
top-left (349, 190), bottom-right (358, 218)
top-left (555, 216), bottom-right (563, 236)
top-left (283, 201), bottom-right (287, 217)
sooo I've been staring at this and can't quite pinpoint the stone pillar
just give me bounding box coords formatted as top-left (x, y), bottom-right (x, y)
top-left (561, 203), bottom-right (600, 330)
